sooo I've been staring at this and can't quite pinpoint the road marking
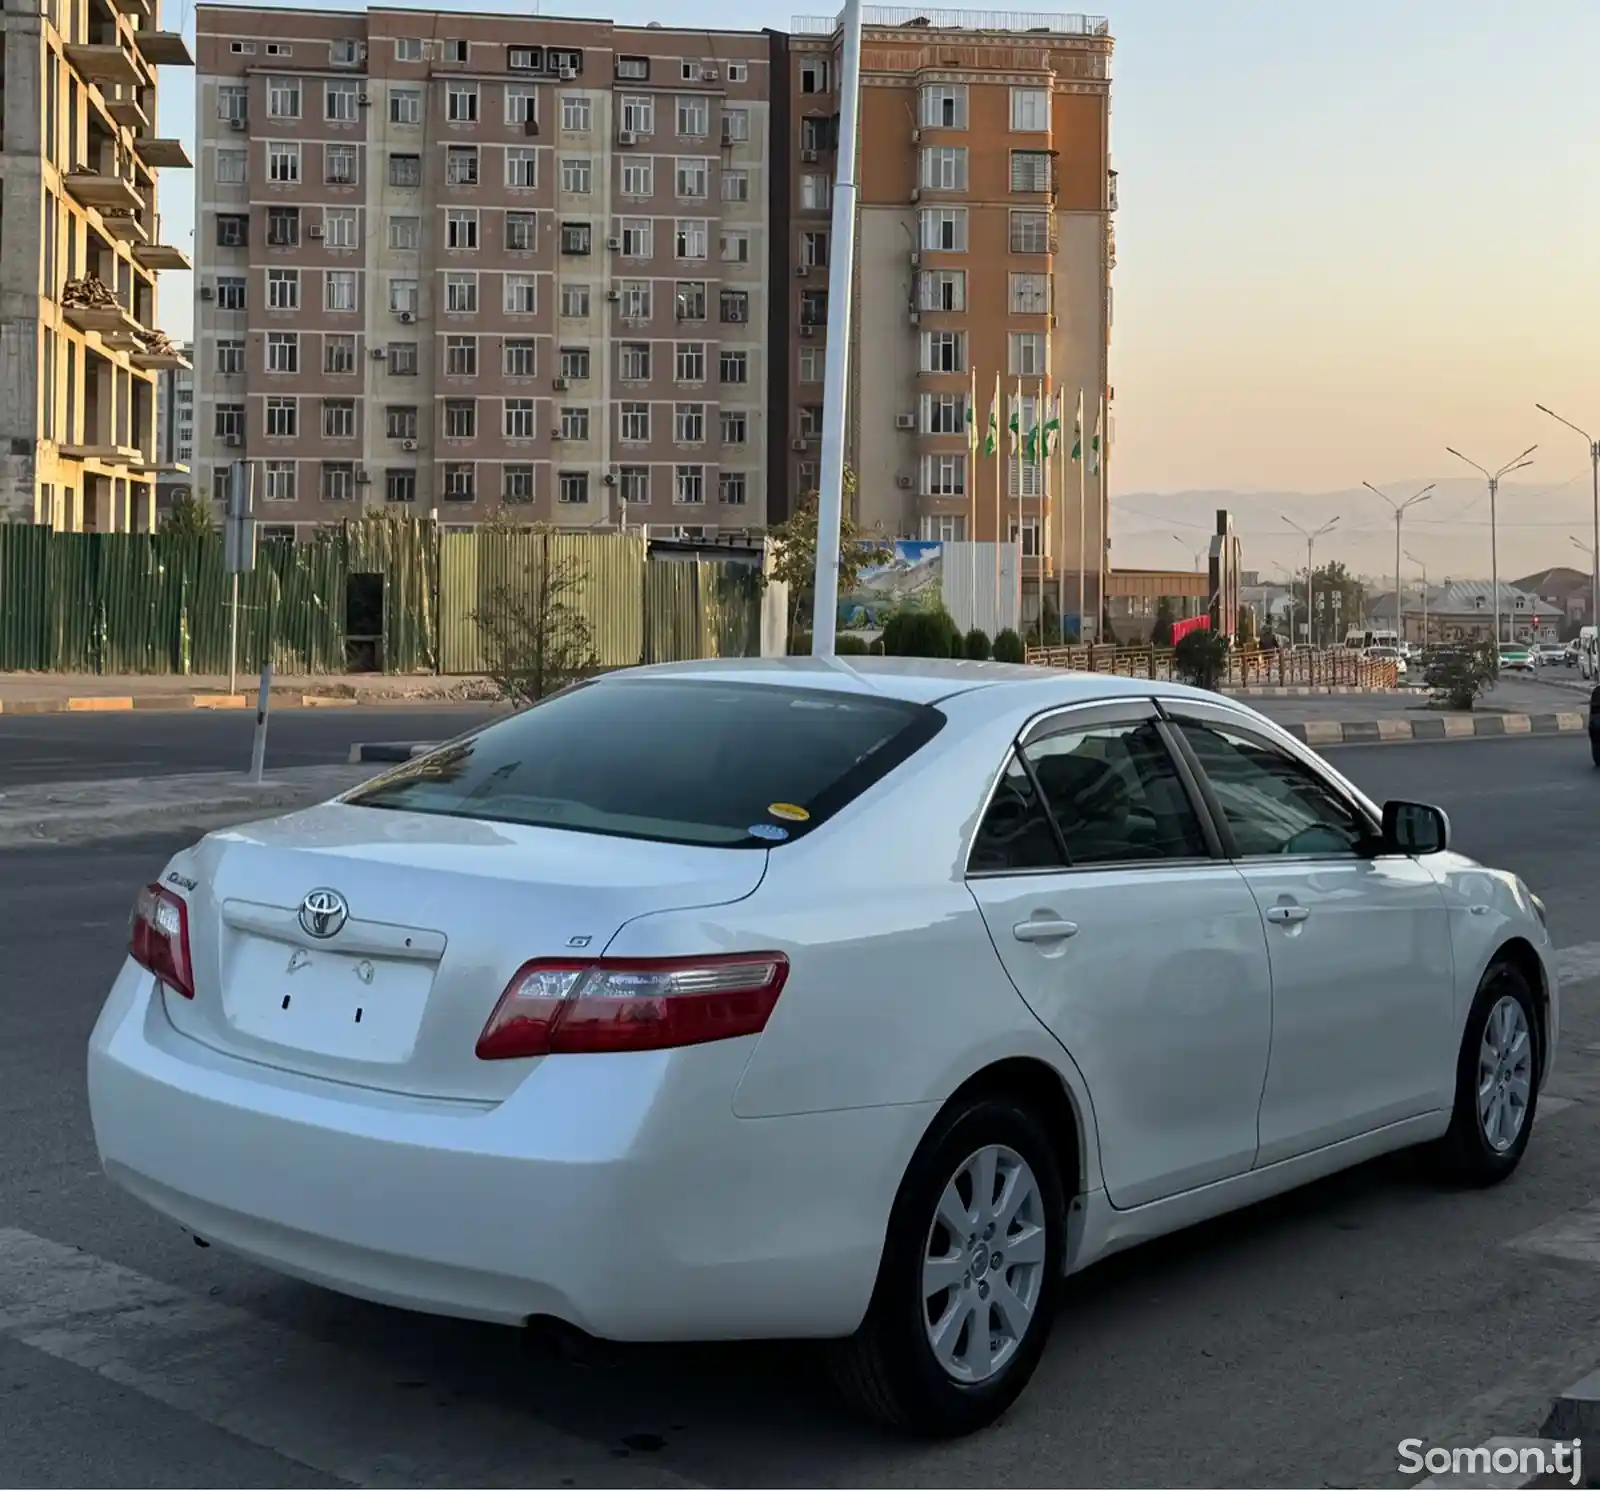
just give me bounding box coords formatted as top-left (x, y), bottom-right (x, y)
top-left (0, 1228), bottom-right (705, 1490)
top-left (1509, 1203), bottom-right (1600, 1266)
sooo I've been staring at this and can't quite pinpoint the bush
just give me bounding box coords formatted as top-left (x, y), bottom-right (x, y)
top-left (882, 606), bottom-right (961, 658)
top-left (992, 628), bottom-right (1027, 664)
top-left (787, 629), bottom-right (812, 655)
top-left (833, 633), bottom-right (870, 655)
top-left (1173, 628), bottom-right (1229, 690)
top-left (964, 627), bottom-right (992, 660)
top-left (1427, 640), bottom-right (1497, 710)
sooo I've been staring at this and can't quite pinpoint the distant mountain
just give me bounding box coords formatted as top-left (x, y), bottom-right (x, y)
top-left (1109, 478), bottom-right (1590, 583)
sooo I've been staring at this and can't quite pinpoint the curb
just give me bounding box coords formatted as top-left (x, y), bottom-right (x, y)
top-left (349, 742), bottom-right (438, 763)
top-left (1286, 712), bottom-right (1586, 747)
top-left (1225, 685), bottom-right (1400, 697)
top-left (0, 690), bottom-right (502, 715)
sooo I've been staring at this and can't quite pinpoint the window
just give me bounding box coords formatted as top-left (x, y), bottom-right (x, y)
top-left (1010, 210), bottom-right (1051, 254)
top-left (720, 290), bottom-right (749, 325)
top-left (674, 404), bottom-right (705, 443)
top-left (560, 284), bottom-right (590, 318)
top-left (1010, 150), bottom-right (1052, 194)
top-left (392, 36), bottom-right (422, 60)
top-left (330, 38), bottom-right (361, 65)
top-left (674, 465), bottom-right (705, 504)
top-left (442, 462), bottom-right (475, 501)
top-left (265, 396), bottom-right (297, 437)
top-left (621, 159), bottom-right (653, 197)
top-left (800, 58), bottom-right (828, 93)
top-left (504, 274), bottom-right (538, 314)
top-left (446, 208), bottom-right (478, 251)
top-left (505, 211), bottom-right (538, 251)
top-left (321, 459), bottom-right (355, 503)
top-left (921, 392), bottom-right (963, 435)
top-left (558, 471), bottom-right (589, 505)
top-left (918, 269), bottom-right (965, 312)
top-left (266, 207), bottom-right (299, 247)
top-left (799, 115), bottom-right (830, 153)
top-left (800, 230), bottom-right (829, 268)
top-left (504, 465), bottom-right (536, 503)
top-left (619, 466), bottom-right (649, 506)
top-left (445, 273), bottom-right (478, 313)
top-left (326, 81), bottom-right (358, 123)
top-left (675, 342), bottom-right (706, 382)
top-left (217, 276), bottom-right (246, 310)
top-left (1010, 86), bottom-right (1049, 131)
top-left (675, 220), bottom-right (707, 260)
top-left (324, 209), bottom-right (357, 249)
top-left (560, 406), bottom-right (589, 440)
top-left (676, 96), bottom-right (708, 137)
top-left (215, 403), bottom-right (245, 440)
top-left (322, 144), bottom-right (357, 185)
top-left (718, 471), bottom-right (747, 506)
top-left (267, 268), bottom-right (299, 309)
top-left (919, 146), bottom-right (967, 192)
top-left (719, 350), bottom-right (749, 384)
top-left (922, 514), bottom-right (967, 542)
top-left (619, 218), bottom-right (652, 257)
top-left (444, 38), bottom-right (468, 63)
top-left (324, 271), bottom-right (357, 312)
top-left (505, 399), bottom-right (537, 438)
top-left (922, 453), bottom-right (964, 495)
top-left (800, 288), bottom-right (828, 326)
top-left (389, 215), bottom-right (420, 249)
top-left (919, 208), bottom-right (966, 252)
top-left (508, 45), bottom-right (541, 70)
top-left (721, 169), bottom-right (749, 202)
top-left (388, 342), bottom-right (418, 375)
top-left (266, 331), bottom-right (298, 373)
top-left (800, 174), bottom-right (832, 211)
top-left (560, 347), bottom-right (591, 380)
top-left (217, 339), bottom-right (246, 375)
top-left (505, 149), bottom-right (537, 188)
top-left (320, 334), bottom-right (354, 376)
top-left (1008, 519), bottom-right (1040, 556)
top-left (720, 230), bottom-right (750, 263)
top-left (386, 406), bottom-right (418, 441)
top-left (675, 281), bottom-right (706, 321)
top-left (323, 398), bottom-right (356, 439)
top-left (1176, 721), bottom-right (1367, 857)
top-left (920, 83), bottom-right (967, 129)
top-left (264, 460), bottom-right (296, 502)
top-left (388, 277), bottom-right (418, 314)
top-left (620, 343), bottom-right (650, 381)
top-left (505, 85), bottom-right (537, 125)
top-left (1009, 272), bottom-right (1048, 315)
top-left (217, 214), bottom-right (249, 248)
top-left (619, 281), bottom-right (651, 319)
top-left (390, 89), bottom-right (421, 125)
top-left (720, 409), bottom-right (747, 444)
top-left (267, 77), bottom-right (300, 119)
top-left (448, 146), bottom-right (480, 186)
top-left (727, 61), bottom-right (748, 82)
top-left (386, 467), bottom-right (418, 503)
top-left (561, 158), bottom-right (592, 194)
top-left (444, 336), bottom-right (476, 376)
top-left (620, 95), bottom-right (654, 134)
top-left (504, 338), bottom-right (537, 376)
top-left (389, 154), bottom-right (421, 188)
top-left (619, 402), bottom-right (650, 441)
top-left (1009, 455), bottom-right (1043, 498)
top-left (562, 95), bottom-right (591, 131)
top-left (723, 108), bottom-right (750, 144)
top-left (676, 158), bottom-right (709, 198)
top-left (447, 82), bottom-right (479, 123)
top-left (216, 148), bottom-right (246, 184)
top-left (561, 221), bottom-right (592, 254)
top-left (798, 404), bottom-right (824, 439)
top-left (616, 55), bottom-right (648, 81)
top-left (218, 85), bottom-right (248, 123)
top-left (920, 329), bottom-right (964, 374)
top-left (443, 399), bottom-right (477, 439)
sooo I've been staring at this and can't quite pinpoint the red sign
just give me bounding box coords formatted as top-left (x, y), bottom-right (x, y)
top-left (1170, 615), bottom-right (1212, 643)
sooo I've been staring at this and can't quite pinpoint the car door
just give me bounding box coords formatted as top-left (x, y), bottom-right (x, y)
top-left (965, 700), bottom-right (1275, 1210)
top-left (1164, 702), bottom-right (1456, 1166)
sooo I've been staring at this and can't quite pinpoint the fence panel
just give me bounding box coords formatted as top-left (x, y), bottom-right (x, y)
top-left (547, 531), bottom-right (647, 668)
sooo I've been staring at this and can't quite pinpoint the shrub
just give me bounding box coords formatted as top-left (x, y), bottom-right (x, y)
top-left (833, 633), bottom-right (870, 655)
top-left (964, 627), bottom-right (992, 660)
top-left (1427, 641), bottom-right (1497, 710)
top-left (787, 629), bottom-right (812, 655)
top-left (992, 628), bottom-right (1027, 664)
top-left (1173, 628), bottom-right (1229, 690)
top-left (882, 606), bottom-right (962, 658)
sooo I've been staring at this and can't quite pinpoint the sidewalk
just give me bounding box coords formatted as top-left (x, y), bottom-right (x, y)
top-left (0, 672), bottom-right (498, 713)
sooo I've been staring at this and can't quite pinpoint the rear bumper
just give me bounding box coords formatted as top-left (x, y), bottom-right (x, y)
top-left (88, 960), bottom-right (934, 1340)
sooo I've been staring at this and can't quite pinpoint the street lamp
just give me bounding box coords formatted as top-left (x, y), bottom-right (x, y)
top-left (1362, 481), bottom-right (1434, 646)
top-left (1171, 535), bottom-right (1204, 571)
top-left (1537, 403), bottom-right (1600, 628)
top-left (1405, 548), bottom-right (1428, 646)
top-left (1445, 444), bottom-right (1536, 647)
top-left (1282, 514), bottom-right (1340, 647)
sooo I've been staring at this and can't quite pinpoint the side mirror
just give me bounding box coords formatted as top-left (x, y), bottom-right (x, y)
top-left (1383, 800), bottom-right (1450, 856)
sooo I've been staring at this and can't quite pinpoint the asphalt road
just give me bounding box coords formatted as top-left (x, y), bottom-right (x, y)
top-left (5, 736), bottom-right (1600, 1488)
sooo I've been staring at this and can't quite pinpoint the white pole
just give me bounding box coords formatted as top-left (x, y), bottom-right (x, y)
top-left (809, 0), bottom-right (862, 657)
top-left (247, 660), bottom-right (273, 782)
top-left (227, 572), bottom-right (239, 696)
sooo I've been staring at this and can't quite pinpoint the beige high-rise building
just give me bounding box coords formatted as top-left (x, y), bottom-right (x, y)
top-left (193, 5), bottom-right (778, 535)
top-left (0, 0), bottom-right (193, 529)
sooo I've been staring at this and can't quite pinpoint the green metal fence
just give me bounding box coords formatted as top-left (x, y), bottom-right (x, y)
top-left (0, 521), bottom-right (761, 676)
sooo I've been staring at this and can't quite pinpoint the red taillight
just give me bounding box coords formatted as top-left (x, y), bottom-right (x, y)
top-left (475, 952), bottom-right (789, 1060)
top-left (130, 883), bottom-right (195, 1000)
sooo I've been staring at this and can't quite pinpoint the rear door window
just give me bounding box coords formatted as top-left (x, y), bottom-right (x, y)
top-left (345, 678), bottom-right (944, 848)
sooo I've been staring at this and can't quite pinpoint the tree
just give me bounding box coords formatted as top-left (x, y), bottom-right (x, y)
top-left (1426, 640), bottom-right (1498, 711)
top-left (1174, 629), bottom-right (1229, 690)
top-left (474, 547), bottom-right (598, 706)
top-left (764, 469), bottom-right (890, 629)
top-left (1151, 596), bottom-right (1176, 648)
top-left (160, 493), bottom-right (216, 538)
top-left (992, 628), bottom-right (1027, 663)
top-left (1286, 561), bottom-right (1367, 647)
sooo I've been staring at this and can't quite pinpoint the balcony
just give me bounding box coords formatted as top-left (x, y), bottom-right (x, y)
top-left (105, 96), bottom-right (150, 130)
top-left (59, 441), bottom-right (142, 464)
top-left (110, 0), bottom-right (152, 17)
top-left (64, 167), bottom-right (144, 215)
top-left (134, 30), bottom-right (194, 67)
top-left (65, 43), bottom-right (143, 88)
top-left (134, 242), bottom-right (189, 271)
top-left (129, 332), bottom-right (190, 371)
top-left (134, 137), bottom-right (190, 169)
top-left (61, 277), bottom-right (142, 347)
top-left (98, 208), bottom-right (149, 244)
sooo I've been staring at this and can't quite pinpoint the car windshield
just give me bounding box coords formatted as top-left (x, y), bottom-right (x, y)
top-left (344, 678), bottom-right (945, 848)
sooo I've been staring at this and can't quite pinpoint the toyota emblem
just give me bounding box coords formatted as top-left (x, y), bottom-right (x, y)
top-left (298, 888), bottom-right (349, 940)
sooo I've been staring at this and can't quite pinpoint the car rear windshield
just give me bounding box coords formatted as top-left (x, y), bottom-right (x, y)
top-left (344, 678), bottom-right (945, 848)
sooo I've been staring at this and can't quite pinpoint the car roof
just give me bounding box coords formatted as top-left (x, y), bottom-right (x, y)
top-left (607, 654), bottom-right (1222, 708)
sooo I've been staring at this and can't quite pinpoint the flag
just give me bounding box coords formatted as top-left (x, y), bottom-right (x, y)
top-left (1038, 393), bottom-right (1062, 459)
top-left (983, 380), bottom-right (999, 457)
top-left (1069, 389), bottom-right (1085, 462)
top-left (1088, 402), bottom-right (1103, 474)
top-left (966, 370), bottom-right (979, 453)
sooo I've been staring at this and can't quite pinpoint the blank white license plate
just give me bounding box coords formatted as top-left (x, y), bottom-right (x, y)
top-left (223, 938), bottom-right (435, 1064)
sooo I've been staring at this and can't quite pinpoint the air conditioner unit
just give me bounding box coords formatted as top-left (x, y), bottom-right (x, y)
top-left (909, 187), bottom-right (921, 202)
top-left (605, 289), bottom-right (621, 301)
top-left (799, 325), bottom-right (815, 338)
top-left (911, 127), bottom-right (921, 143)
top-left (224, 434), bottom-right (242, 447)
top-left (550, 429), bottom-right (564, 440)
top-left (908, 311), bottom-right (920, 326)
top-left (606, 235), bottom-right (622, 250)
top-left (523, 119), bottom-right (540, 137)
top-left (198, 286), bottom-right (215, 301)
top-left (800, 148), bottom-right (818, 164)
top-left (617, 130), bottom-right (637, 147)
top-left (603, 472), bottom-right (617, 486)
top-left (552, 376), bottom-right (569, 390)
top-left (558, 66), bottom-right (577, 80)
top-left (795, 264), bottom-right (809, 278)
top-left (791, 438), bottom-right (807, 451)
top-left (355, 469), bottom-right (372, 484)
top-left (401, 439), bottom-right (417, 451)
top-left (228, 118), bottom-right (248, 131)
top-left (398, 310), bottom-right (415, 322)
top-left (371, 347), bottom-right (387, 359)
top-left (909, 251), bottom-right (920, 268)
top-left (307, 224), bottom-right (325, 239)
top-left (358, 94), bottom-right (371, 105)
top-left (895, 413), bottom-right (915, 430)
top-left (702, 68), bottom-right (719, 81)
top-left (896, 474), bottom-right (915, 489)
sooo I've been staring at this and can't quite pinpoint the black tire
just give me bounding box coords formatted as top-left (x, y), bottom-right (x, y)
top-left (1590, 738), bottom-right (1600, 768)
top-left (830, 1094), bottom-right (1066, 1437)
top-left (1435, 959), bottom-right (1542, 1185)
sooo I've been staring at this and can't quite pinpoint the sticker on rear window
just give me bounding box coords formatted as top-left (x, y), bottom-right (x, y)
top-left (767, 802), bottom-right (810, 822)
top-left (748, 823), bottom-right (790, 842)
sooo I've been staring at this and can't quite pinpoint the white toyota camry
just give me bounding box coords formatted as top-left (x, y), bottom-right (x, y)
top-left (89, 658), bottom-right (1557, 1437)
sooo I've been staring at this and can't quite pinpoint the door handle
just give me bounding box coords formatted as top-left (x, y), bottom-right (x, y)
top-left (1265, 905), bottom-right (1310, 925)
top-left (1013, 918), bottom-right (1079, 942)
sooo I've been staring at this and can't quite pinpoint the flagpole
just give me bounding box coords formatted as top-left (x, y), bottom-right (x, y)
top-left (1056, 391), bottom-right (1067, 635)
top-left (1077, 386), bottom-right (1086, 641)
top-left (1035, 378), bottom-right (1045, 630)
top-left (992, 371), bottom-right (1001, 635)
top-left (1096, 391), bottom-right (1107, 643)
top-left (967, 366), bottom-right (977, 631)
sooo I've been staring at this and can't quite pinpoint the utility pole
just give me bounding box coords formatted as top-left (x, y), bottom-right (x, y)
top-left (1405, 549), bottom-right (1428, 647)
top-left (1282, 514), bottom-right (1340, 647)
top-left (1537, 403), bottom-right (1600, 630)
top-left (1446, 444), bottom-right (1535, 649)
top-left (1362, 481), bottom-right (1434, 645)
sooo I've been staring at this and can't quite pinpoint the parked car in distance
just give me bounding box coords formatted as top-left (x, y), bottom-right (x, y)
top-left (1363, 645), bottom-right (1408, 680)
top-left (1499, 645), bottom-right (1535, 674)
top-left (1533, 643), bottom-right (1568, 668)
top-left (86, 660), bottom-right (1561, 1438)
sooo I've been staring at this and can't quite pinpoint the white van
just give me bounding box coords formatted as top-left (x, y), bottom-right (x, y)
top-left (1579, 626), bottom-right (1597, 680)
top-left (1344, 627), bottom-right (1399, 652)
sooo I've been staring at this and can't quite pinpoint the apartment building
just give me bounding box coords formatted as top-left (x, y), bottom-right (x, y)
top-left (0, 0), bottom-right (192, 529)
top-left (192, 6), bottom-right (778, 535)
top-left (154, 341), bottom-right (194, 511)
top-left (782, 7), bottom-right (1114, 613)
